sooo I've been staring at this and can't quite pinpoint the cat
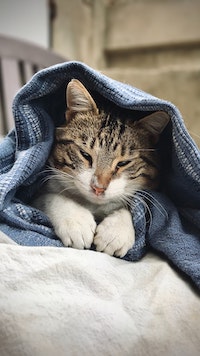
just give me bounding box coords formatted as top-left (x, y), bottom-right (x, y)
top-left (33, 79), bottom-right (169, 257)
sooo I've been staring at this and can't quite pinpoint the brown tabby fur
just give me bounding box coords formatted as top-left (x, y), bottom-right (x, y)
top-left (33, 79), bottom-right (169, 257)
top-left (50, 80), bottom-right (169, 197)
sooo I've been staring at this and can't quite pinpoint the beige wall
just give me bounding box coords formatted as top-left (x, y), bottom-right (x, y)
top-left (52, 0), bottom-right (200, 146)
top-left (52, 0), bottom-right (92, 63)
top-left (52, 0), bottom-right (106, 68)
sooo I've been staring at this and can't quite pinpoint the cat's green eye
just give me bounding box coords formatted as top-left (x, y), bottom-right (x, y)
top-left (80, 149), bottom-right (93, 166)
top-left (117, 160), bottom-right (131, 168)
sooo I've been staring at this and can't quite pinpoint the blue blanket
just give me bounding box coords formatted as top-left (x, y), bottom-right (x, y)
top-left (0, 61), bottom-right (199, 289)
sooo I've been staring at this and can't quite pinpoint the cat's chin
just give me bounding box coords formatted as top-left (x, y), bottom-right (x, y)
top-left (77, 186), bottom-right (122, 207)
top-left (83, 191), bottom-right (112, 206)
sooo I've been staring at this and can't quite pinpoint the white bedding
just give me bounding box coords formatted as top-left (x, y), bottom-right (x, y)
top-left (0, 231), bottom-right (199, 356)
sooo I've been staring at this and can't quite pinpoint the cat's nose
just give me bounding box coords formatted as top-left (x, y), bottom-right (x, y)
top-left (91, 184), bottom-right (106, 196)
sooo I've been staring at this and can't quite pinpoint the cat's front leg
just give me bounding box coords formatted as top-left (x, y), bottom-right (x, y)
top-left (94, 208), bottom-right (135, 258)
top-left (34, 194), bottom-right (96, 249)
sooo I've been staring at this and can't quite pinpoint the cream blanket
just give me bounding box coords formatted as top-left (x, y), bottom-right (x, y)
top-left (0, 231), bottom-right (199, 356)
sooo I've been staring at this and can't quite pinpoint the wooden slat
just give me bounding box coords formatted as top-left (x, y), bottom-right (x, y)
top-left (35, 65), bottom-right (45, 73)
top-left (0, 35), bottom-right (66, 67)
top-left (0, 34), bottom-right (67, 135)
top-left (0, 98), bottom-right (4, 137)
top-left (0, 59), bottom-right (5, 136)
top-left (23, 62), bottom-right (34, 83)
top-left (1, 58), bottom-right (22, 132)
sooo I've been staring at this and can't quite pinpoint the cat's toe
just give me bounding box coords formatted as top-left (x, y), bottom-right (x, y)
top-left (55, 216), bottom-right (96, 250)
top-left (102, 237), bottom-right (134, 258)
top-left (94, 210), bottom-right (135, 257)
top-left (81, 222), bottom-right (97, 249)
top-left (113, 242), bottom-right (134, 258)
top-left (93, 233), bottom-right (108, 253)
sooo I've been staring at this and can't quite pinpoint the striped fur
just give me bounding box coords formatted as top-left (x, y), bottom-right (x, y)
top-left (33, 80), bottom-right (169, 256)
top-left (52, 112), bottom-right (161, 191)
top-left (48, 79), bottom-right (169, 213)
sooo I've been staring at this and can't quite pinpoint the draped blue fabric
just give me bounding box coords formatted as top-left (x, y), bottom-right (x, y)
top-left (0, 61), bottom-right (199, 288)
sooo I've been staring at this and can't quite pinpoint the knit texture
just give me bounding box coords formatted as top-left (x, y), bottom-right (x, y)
top-left (0, 61), bottom-right (199, 288)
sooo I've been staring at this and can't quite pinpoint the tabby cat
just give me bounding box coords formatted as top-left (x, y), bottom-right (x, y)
top-left (33, 79), bottom-right (169, 257)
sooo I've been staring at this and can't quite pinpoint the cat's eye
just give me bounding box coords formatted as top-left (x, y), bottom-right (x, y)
top-left (80, 149), bottom-right (93, 166)
top-left (117, 160), bottom-right (131, 168)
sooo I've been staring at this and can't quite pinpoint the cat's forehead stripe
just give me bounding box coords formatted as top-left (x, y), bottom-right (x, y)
top-left (55, 138), bottom-right (74, 145)
top-left (140, 155), bottom-right (159, 169)
top-left (99, 114), bottom-right (110, 130)
top-left (95, 117), bottom-right (128, 152)
top-left (90, 138), bottom-right (96, 149)
top-left (118, 122), bottom-right (126, 139)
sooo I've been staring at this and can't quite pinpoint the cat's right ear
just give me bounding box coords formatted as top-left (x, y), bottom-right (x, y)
top-left (137, 111), bottom-right (170, 142)
top-left (66, 79), bottom-right (98, 119)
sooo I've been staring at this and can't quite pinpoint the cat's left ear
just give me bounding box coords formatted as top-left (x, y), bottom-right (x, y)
top-left (66, 79), bottom-right (98, 119)
top-left (138, 111), bottom-right (170, 140)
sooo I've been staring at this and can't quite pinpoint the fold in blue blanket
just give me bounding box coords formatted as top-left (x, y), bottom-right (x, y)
top-left (0, 61), bottom-right (199, 289)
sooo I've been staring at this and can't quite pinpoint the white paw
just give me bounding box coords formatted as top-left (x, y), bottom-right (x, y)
top-left (94, 208), bottom-right (135, 258)
top-left (54, 207), bottom-right (96, 250)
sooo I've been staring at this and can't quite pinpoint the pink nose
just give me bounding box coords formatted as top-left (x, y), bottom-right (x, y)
top-left (91, 184), bottom-right (105, 196)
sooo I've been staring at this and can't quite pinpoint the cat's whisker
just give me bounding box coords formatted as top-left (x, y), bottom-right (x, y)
top-left (47, 169), bottom-right (74, 183)
top-left (118, 196), bottom-right (131, 208)
top-left (118, 192), bottom-right (137, 209)
top-left (128, 195), bottom-right (149, 224)
top-left (139, 190), bottom-right (168, 219)
top-left (136, 190), bottom-right (168, 219)
top-left (42, 175), bottom-right (71, 187)
top-left (135, 148), bottom-right (158, 152)
top-left (58, 186), bottom-right (76, 195)
top-left (40, 167), bottom-right (77, 194)
top-left (133, 194), bottom-right (153, 228)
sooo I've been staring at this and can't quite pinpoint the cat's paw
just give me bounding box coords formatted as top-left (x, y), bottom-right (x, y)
top-left (55, 208), bottom-right (96, 250)
top-left (94, 208), bottom-right (135, 258)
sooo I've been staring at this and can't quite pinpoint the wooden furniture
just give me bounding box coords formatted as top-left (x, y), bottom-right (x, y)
top-left (0, 34), bottom-right (67, 136)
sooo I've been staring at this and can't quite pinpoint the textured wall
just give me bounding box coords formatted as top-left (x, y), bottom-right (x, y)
top-left (52, 0), bottom-right (200, 146)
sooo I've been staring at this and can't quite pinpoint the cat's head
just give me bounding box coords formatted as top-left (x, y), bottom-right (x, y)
top-left (49, 79), bottom-right (169, 206)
